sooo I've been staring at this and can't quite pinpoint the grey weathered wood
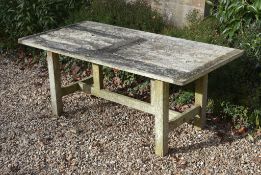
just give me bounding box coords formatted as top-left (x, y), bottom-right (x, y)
top-left (151, 80), bottom-right (169, 156)
top-left (169, 105), bottom-right (201, 130)
top-left (194, 75), bottom-right (208, 129)
top-left (169, 110), bottom-right (180, 118)
top-left (91, 88), bottom-right (154, 115)
top-left (18, 21), bottom-right (244, 86)
top-left (61, 76), bottom-right (93, 96)
top-left (61, 82), bottom-right (80, 96)
top-left (47, 52), bottom-right (63, 116)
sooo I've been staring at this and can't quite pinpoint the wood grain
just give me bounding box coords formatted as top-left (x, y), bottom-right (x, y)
top-left (151, 80), bottom-right (169, 156)
top-left (195, 74), bottom-right (208, 129)
top-left (47, 52), bottom-right (63, 116)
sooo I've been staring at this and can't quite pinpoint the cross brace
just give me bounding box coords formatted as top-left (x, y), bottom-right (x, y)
top-left (59, 75), bottom-right (201, 130)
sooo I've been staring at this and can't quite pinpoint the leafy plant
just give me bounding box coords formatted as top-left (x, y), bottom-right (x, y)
top-left (0, 0), bottom-right (88, 42)
top-left (221, 101), bottom-right (249, 128)
top-left (234, 20), bottom-right (261, 60)
top-left (207, 0), bottom-right (261, 39)
top-left (221, 101), bottom-right (261, 129)
top-left (174, 91), bottom-right (194, 106)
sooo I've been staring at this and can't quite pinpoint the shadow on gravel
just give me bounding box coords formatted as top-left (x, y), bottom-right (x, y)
top-left (169, 135), bottom-right (235, 155)
top-left (169, 121), bottom-right (244, 155)
top-left (62, 100), bottom-right (118, 118)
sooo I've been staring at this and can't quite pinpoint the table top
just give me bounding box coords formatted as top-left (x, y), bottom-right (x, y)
top-left (18, 21), bottom-right (244, 85)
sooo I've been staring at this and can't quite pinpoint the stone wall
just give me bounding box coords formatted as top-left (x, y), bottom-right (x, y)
top-left (127, 0), bottom-right (207, 27)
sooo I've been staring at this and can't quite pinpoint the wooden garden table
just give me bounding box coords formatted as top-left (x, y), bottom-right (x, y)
top-left (18, 21), bottom-right (244, 156)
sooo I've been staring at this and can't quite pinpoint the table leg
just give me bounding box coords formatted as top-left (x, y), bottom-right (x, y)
top-left (92, 63), bottom-right (103, 91)
top-left (195, 74), bottom-right (208, 129)
top-left (151, 80), bottom-right (169, 156)
top-left (47, 51), bottom-right (63, 116)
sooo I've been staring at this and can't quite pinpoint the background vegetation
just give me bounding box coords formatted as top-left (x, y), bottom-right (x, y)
top-left (0, 0), bottom-right (88, 41)
top-left (0, 0), bottom-right (260, 131)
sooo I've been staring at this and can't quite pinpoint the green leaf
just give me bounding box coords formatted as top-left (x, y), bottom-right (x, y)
top-left (235, 5), bottom-right (244, 13)
top-left (254, 1), bottom-right (261, 11)
top-left (248, 5), bottom-right (258, 13)
top-left (206, 0), bottom-right (214, 6)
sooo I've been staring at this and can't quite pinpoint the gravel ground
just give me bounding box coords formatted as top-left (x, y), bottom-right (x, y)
top-left (0, 55), bottom-right (260, 175)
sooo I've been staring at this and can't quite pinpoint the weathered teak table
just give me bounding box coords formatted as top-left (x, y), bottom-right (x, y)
top-left (18, 21), bottom-right (243, 156)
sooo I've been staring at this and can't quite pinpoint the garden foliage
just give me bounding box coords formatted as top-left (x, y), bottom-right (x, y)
top-left (0, 0), bottom-right (88, 40)
top-left (66, 0), bottom-right (165, 33)
top-left (208, 0), bottom-right (261, 58)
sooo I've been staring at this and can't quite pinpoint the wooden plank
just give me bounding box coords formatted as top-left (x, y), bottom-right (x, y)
top-left (61, 83), bottom-right (80, 96)
top-left (151, 80), bottom-right (169, 156)
top-left (169, 110), bottom-right (180, 118)
top-left (91, 88), bottom-right (154, 115)
top-left (18, 21), bottom-right (244, 86)
top-left (194, 75), bottom-right (208, 129)
top-left (92, 63), bottom-right (103, 91)
top-left (78, 81), bottom-right (92, 94)
top-left (169, 105), bottom-right (201, 130)
top-left (46, 52), bottom-right (63, 116)
top-left (61, 76), bottom-right (93, 96)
